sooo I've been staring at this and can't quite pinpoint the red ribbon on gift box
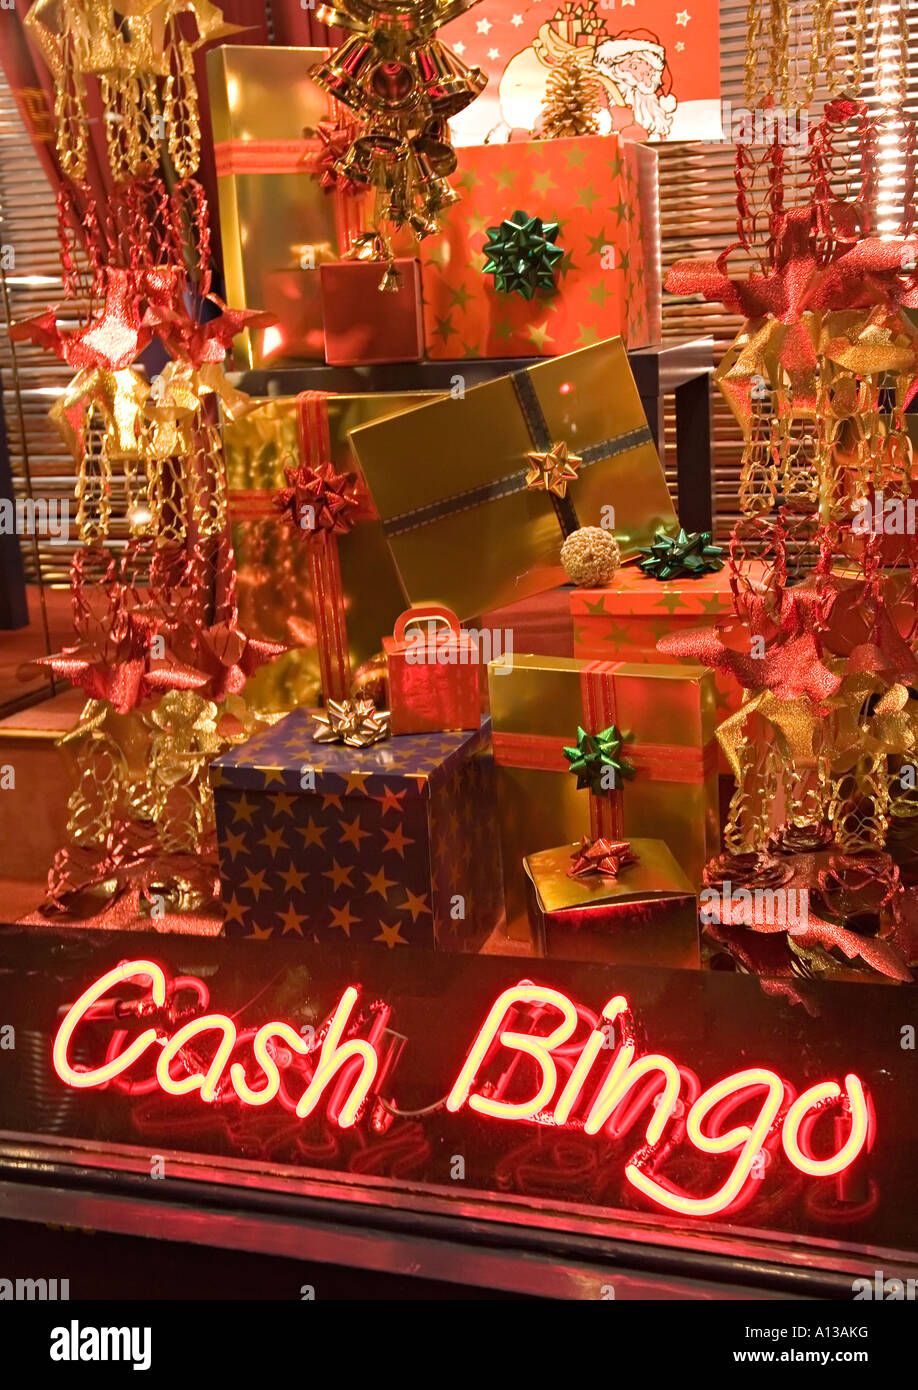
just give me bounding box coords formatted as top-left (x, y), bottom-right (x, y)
top-left (212, 91), bottom-right (365, 258)
top-left (295, 392), bottom-right (379, 702)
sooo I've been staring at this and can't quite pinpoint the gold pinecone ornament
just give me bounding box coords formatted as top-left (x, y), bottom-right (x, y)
top-left (539, 51), bottom-right (603, 139)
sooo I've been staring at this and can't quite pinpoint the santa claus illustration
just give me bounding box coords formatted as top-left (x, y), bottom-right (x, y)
top-left (491, 25), bottom-right (678, 142)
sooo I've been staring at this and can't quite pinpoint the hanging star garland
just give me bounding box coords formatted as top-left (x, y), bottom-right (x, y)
top-left (568, 836), bottom-right (639, 879)
top-left (525, 440), bottom-right (582, 498)
top-left (311, 698), bottom-right (390, 748)
top-left (482, 210), bottom-right (564, 299)
top-left (637, 528), bottom-right (726, 581)
top-left (562, 724), bottom-right (635, 795)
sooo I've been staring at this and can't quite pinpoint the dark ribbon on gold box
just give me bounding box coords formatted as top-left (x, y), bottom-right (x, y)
top-left (492, 659), bottom-right (718, 841)
top-left (382, 366), bottom-right (654, 541)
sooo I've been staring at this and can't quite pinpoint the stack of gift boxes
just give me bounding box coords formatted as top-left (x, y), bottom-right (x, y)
top-left (206, 41), bottom-right (735, 970)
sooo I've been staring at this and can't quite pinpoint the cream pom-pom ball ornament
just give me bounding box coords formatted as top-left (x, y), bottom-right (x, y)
top-left (560, 526), bottom-right (622, 586)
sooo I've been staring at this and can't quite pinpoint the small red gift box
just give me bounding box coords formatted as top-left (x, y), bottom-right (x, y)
top-left (384, 606), bottom-right (481, 735)
top-left (320, 259), bottom-right (424, 366)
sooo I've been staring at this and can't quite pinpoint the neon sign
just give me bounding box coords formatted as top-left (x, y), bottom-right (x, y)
top-left (52, 963), bottom-right (873, 1220)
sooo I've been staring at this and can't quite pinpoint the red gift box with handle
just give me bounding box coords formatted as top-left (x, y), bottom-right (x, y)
top-left (384, 607), bottom-right (482, 735)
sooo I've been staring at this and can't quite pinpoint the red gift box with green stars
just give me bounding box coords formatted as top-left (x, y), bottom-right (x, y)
top-left (419, 133), bottom-right (660, 359)
top-left (210, 710), bottom-right (502, 950)
top-left (570, 562), bottom-right (772, 765)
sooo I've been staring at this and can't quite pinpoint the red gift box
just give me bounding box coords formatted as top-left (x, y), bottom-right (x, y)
top-left (320, 258), bottom-right (425, 366)
top-left (383, 607), bottom-right (482, 735)
top-left (419, 134), bottom-right (660, 359)
top-left (570, 563), bottom-right (772, 738)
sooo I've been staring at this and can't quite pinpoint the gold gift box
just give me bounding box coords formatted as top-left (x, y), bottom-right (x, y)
top-left (488, 654), bottom-right (720, 934)
top-left (207, 45), bottom-right (363, 368)
top-left (223, 393), bottom-right (438, 713)
top-left (524, 839), bottom-right (698, 968)
top-left (349, 337), bottom-right (677, 620)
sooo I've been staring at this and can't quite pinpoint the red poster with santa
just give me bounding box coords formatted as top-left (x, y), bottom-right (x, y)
top-left (445, 0), bottom-right (722, 145)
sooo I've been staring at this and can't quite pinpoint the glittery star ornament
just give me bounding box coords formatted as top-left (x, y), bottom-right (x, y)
top-left (525, 440), bottom-right (582, 497)
top-left (482, 210), bottom-right (564, 299)
top-left (638, 528), bottom-right (725, 581)
top-left (563, 724), bottom-right (635, 795)
top-left (311, 699), bottom-right (390, 748)
top-left (568, 836), bottom-right (639, 879)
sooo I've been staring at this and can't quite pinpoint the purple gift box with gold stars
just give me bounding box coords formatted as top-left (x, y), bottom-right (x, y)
top-left (210, 711), bottom-right (502, 951)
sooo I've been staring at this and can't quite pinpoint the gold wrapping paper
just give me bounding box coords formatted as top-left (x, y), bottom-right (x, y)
top-left (524, 838), bottom-right (698, 968)
top-left (488, 654), bottom-right (719, 934)
top-left (223, 392), bottom-right (438, 713)
top-left (349, 337), bottom-right (677, 620)
top-left (207, 45), bottom-right (360, 368)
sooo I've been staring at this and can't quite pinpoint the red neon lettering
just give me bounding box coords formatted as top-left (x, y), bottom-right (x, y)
top-left (156, 1014), bottom-right (238, 1102)
top-left (782, 1075), bottom-right (870, 1176)
top-left (585, 1046), bottom-right (682, 1143)
top-left (295, 986), bottom-right (378, 1128)
top-left (53, 960), bottom-right (166, 1089)
top-left (554, 996), bottom-right (628, 1125)
top-left (52, 967), bottom-right (874, 1219)
top-left (446, 983), bottom-right (579, 1120)
top-left (627, 1069), bottom-right (786, 1217)
top-left (230, 1023), bottom-right (309, 1107)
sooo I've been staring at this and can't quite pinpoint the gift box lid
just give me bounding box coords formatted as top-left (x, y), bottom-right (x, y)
top-left (210, 709), bottom-right (489, 796)
top-left (570, 561), bottom-right (761, 619)
top-left (525, 839), bottom-right (693, 912)
top-left (489, 652), bottom-right (710, 681)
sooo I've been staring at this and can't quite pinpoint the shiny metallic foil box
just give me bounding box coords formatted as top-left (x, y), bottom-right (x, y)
top-left (525, 838), bottom-right (698, 968)
top-left (488, 653), bottom-right (720, 934)
top-left (207, 45), bottom-right (365, 368)
top-left (223, 393), bottom-right (438, 713)
top-left (349, 337), bottom-right (677, 620)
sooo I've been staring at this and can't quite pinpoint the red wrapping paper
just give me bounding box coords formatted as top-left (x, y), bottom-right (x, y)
top-left (383, 607), bottom-right (481, 735)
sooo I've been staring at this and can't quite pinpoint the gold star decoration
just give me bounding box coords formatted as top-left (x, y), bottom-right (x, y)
top-left (375, 921), bottom-right (408, 948)
top-left (365, 866), bottom-right (397, 900)
top-left (279, 864), bottom-right (308, 893)
top-left (278, 905), bottom-right (307, 935)
top-left (525, 440), bottom-right (582, 498)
